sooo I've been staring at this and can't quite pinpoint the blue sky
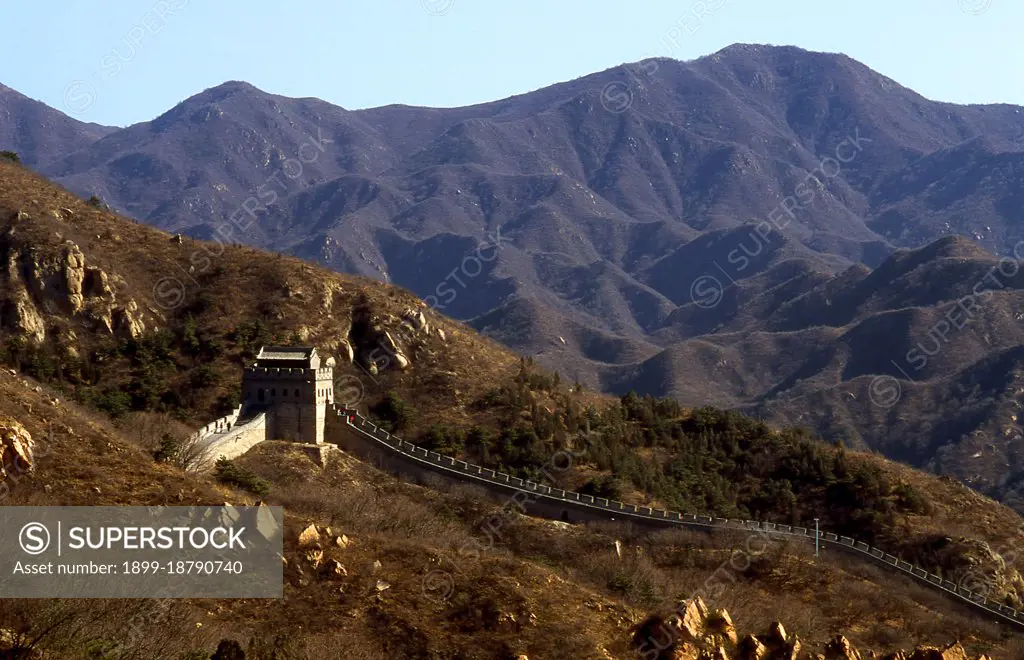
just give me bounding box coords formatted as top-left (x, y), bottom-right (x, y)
top-left (2, 0), bottom-right (1020, 127)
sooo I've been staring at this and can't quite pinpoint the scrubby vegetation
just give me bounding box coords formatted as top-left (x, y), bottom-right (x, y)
top-left (408, 359), bottom-right (933, 546)
top-left (214, 458), bottom-right (271, 498)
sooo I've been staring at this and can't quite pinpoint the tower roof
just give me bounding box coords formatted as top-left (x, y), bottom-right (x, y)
top-left (252, 346), bottom-right (320, 370)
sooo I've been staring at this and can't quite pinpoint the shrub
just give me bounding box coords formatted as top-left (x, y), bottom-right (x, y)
top-left (190, 364), bottom-right (220, 389)
top-left (231, 319), bottom-right (271, 359)
top-left (580, 474), bottom-right (624, 500)
top-left (92, 387), bottom-right (132, 418)
top-left (419, 424), bottom-right (465, 455)
top-left (86, 195), bottom-right (103, 208)
top-left (0, 150), bottom-right (20, 163)
top-left (214, 458), bottom-right (271, 498)
top-left (211, 639), bottom-right (246, 660)
top-left (894, 482), bottom-right (934, 515)
top-left (152, 433), bottom-right (181, 463)
top-left (370, 390), bottom-right (408, 432)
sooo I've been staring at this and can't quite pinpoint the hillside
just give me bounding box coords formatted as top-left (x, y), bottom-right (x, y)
top-left (5, 44), bottom-right (1024, 518)
top-left (2, 369), bottom-right (1019, 658)
top-left (4, 161), bottom-right (1024, 656)
top-left (0, 83), bottom-right (114, 167)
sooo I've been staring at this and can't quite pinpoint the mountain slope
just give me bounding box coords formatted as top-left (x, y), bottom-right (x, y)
top-left (5, 158), bottom-right (1024, 658)
top-left (0, 83), bottom-right (115, 166)
top-left (7, 43), bottom-right (1024, 514)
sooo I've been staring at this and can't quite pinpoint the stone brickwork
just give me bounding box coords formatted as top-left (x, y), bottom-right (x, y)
top-left (193, 412), bottom-right (268, 471)
top-left (240, 346), bottom-right (333, 444)
top-left (191, 346), bottom-right (334, 470)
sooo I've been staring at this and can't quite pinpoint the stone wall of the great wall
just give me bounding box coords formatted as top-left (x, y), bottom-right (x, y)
top-left (324, 405), bottom-right (1024, 630)
top-left (193, 412), bottom-right (268, 471)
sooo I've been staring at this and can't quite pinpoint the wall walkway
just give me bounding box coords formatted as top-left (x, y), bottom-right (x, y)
top-left (191, 406), bottom-right (268, 471)
top-left (327, 405), bottom-right (1024, 630)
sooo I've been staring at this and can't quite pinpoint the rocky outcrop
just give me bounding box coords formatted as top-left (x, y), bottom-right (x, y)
top-left (0, 415), bottom-right (34, 481)
top-left (631, 601), bottom-right (991, 660)
top-left (0, 233), bottom-right (139, 346)
top-left (351, 307), bottom-right (425, 374)
top-left (63, 243), bottom-right (86, 313)
top-left (823, 635), bottom-right (863, 660)
top-left (403, 308), bottom-right (429, 336)
top-left (340, 339), bottom-right (354, 364)
top-left (1, 291), bottom-right (46, 343)
top-left (904, 643), bottom-right (976, 660)
top-left (113, 299), bottom-right (146, 339)
top-left (83, 267), bottom-right (112, 298)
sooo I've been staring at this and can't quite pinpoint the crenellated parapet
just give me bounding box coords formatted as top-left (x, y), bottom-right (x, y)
top-left (326, 404), bottom-right (1024, 631)
top-left (242, 366), bottom-right (333, 380)
top-left (189, 405), bottom-right (243, 445)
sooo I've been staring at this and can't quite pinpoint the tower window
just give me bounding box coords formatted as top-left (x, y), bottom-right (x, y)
top-left (271, 388), bottom-right (276, 397)
top-left (258, 388), bottom-right (265, 403)
top-left (295, 389), bottom-right (300, 398)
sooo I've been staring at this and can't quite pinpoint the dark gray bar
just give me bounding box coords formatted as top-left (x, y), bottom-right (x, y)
top-left (0, 506), bottom-right (283, 598)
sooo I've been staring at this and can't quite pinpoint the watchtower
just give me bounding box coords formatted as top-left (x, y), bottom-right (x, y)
top-left (241, 346), bottom-right (334, 444)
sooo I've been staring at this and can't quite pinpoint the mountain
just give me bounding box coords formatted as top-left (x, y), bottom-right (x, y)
top-left (0, 83), bottom-right (115, 166)
top-left (6, 43), bottom-right (1024, 512)
top-left (3, 158), bottom-right (1024, 659)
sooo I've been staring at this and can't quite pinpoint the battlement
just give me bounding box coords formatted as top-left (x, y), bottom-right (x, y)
top-left (243, 366), bottom-right (333, 380)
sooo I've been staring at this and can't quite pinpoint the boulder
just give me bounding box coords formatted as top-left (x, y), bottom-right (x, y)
top-left (113, 300), bottom-right (145, 339)
top-left (305, 548), bottom-right (323, 569)
top-left (825, 635), bottom-right (862, 660)
top-left (785, 637), bottom-right (802, 660)
top-left (339, 340), bottom-right (354, 364)
top-left (907, 643), bottom-right (969, 660)
top-left (706, 608), bottom-right (738, 647)
top-left (768, 621), bottom-right (787, 645)
top-left (0, 415), bottom-right (34, 481)
top-left (3, 292), bottom-right (46, 343)
top-left (297, 523), bottom-right (319, 547)
top-left (737, 634), bottom-right (767, 659)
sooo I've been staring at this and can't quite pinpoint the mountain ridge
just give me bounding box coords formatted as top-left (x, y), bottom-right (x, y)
top-left (6, 42), bottom-right (1024, 514)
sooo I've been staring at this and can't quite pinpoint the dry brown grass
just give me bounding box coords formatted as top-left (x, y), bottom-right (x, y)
top-left (0, 159), bottom-right (519, 430)
top-left (4, 161), bottom-right (1024, 657)
top-left (2, 365), bottom-right (1024, 657)
top-left (235, 442), bottom-right (1024, 658)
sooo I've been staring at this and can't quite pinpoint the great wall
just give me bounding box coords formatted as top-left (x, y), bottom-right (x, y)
top-left (188, 346), bottom-right (1024, 631)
